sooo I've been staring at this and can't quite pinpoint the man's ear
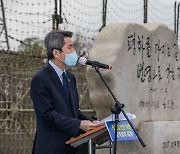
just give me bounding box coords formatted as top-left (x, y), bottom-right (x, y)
top-left (52, 49), bottom-right (59, 58)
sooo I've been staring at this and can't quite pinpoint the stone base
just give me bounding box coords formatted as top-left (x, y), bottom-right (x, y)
top-left (96, 121), bottom-right (180, 154)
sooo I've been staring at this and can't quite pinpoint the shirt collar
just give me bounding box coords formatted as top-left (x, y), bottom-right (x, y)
top-left (49, 60), bottom-right (65, 79)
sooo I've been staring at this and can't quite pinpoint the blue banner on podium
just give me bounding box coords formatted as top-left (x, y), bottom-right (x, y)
top-left (105, 120), bottom-right (138, 142)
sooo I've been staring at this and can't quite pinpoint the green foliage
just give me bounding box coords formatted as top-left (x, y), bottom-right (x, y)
top-left (18, 37), bottom-right (44, 55)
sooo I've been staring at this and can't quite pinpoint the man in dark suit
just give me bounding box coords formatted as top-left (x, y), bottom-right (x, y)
top-left (30, 30), bottom-right (99, 154)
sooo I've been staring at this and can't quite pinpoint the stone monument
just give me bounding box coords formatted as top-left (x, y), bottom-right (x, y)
top-left (86, 23), bottom-right (180, 154)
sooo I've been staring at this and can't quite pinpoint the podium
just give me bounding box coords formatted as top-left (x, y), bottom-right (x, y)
top-left (66, 124), bottom-right (111, 154)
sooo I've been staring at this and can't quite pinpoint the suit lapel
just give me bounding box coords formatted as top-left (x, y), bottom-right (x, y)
top-left (46, 64), bottom-right (73, 111)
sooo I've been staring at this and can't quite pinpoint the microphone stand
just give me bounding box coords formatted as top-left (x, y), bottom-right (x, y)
top-left (92, 65), bottom-right (146, 154)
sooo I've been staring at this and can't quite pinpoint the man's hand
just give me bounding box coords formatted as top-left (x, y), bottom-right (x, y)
top-left (79, 120), bottom-right (100, 132)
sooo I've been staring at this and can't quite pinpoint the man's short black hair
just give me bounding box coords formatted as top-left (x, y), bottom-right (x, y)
top-left (45, 30), bottom-right (73, 59)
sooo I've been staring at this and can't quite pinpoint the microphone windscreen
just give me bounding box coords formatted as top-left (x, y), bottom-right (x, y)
top-left (78, 57), bottom-right (87, 65)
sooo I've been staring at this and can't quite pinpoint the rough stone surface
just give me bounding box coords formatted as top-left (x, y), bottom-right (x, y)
top-left (86, 23), bottom-right (180, 128)
top-left (86, 23), bottom-right (180, 154)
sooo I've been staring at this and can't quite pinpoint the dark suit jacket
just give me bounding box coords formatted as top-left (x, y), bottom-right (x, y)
top-left (30, 64), bottom-right (91, 154)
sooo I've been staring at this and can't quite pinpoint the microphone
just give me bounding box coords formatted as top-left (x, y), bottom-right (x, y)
top-left (78, 57), bottom-right (112, 70)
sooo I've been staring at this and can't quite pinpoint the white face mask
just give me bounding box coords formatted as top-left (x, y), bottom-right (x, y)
top-left (58, 51), bottom-right (78, 67)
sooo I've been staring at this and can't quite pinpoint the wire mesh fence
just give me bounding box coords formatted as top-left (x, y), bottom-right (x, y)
top-left (1, 0), bottom-right (180, 153)
top-left (0, 51), bottom-right (95, 154)
top-left (1, 0), bottom-right (180, 51)
top-left (0, 52), bottom-right (44, 153)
